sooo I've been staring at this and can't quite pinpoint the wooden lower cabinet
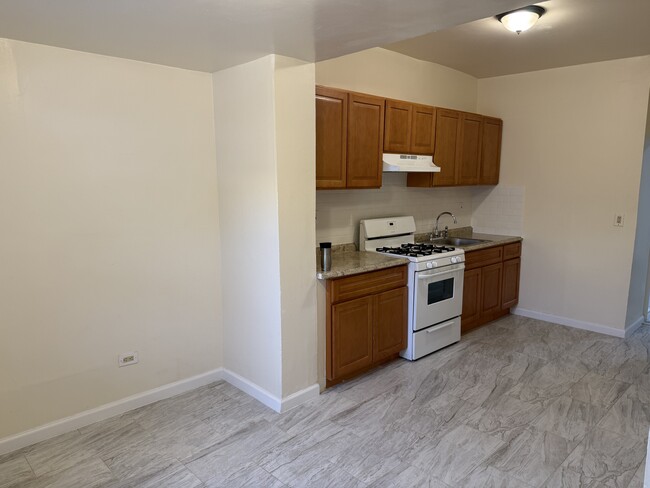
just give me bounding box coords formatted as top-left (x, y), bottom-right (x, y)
top-left (461, 242), bottom-right (521, 334)
top-left (327, 266), bottom-right (408, 386)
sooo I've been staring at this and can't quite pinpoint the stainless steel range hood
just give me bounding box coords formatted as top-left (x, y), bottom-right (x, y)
top-left (382, 153), bottom-right (441, 173)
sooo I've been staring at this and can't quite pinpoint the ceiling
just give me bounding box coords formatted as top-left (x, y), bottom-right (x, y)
top-left (1, 0), bottom-right (647, 77)
top-left (0, 0), bottom-right (530, 73)
top-left (385, 0), bottom-right (650, 78)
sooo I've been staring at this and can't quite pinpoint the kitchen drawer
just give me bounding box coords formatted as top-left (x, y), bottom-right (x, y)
top-left (465, 246), bottom-right (503, 270)
top-left (329, 265), bottom-right (407, 304)
top-left (412, 317), bottom-right (461, 359)
top-left (503, 242), bottom-right (522, 260)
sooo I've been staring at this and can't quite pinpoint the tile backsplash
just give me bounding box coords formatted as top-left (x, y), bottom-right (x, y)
top-left (316, 173), bottom-right (475, 245)
top-left (471, 185), bottom-right (525, 236)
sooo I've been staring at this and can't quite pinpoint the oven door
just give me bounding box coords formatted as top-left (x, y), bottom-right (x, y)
top-left (413, 263), bottom-right (464, 331)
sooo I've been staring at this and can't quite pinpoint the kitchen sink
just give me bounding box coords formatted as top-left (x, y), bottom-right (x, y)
top-left (431, 237), bottom-right (489, 246)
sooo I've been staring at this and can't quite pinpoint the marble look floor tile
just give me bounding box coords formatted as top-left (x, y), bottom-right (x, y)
top-left (273, 390), bottom-right (357, 436)
top-left (203, 466), bottom-right (286, 488)
top-left (329, 387), bottom-right (412, 438)
top-left (567, 372), bottom-right (630, 408)
top-left (330, 428), bottom-right (423, 484)
top-left (457, 465), bottom-right (535, 488)
top-left (253, 420), bottom-right (347, 473)
top-left (184, 419), bottom-right (290, 482)
top-left (463, 394), bottom-right (545, 443)
top-left (366, 463), bottom-right (451, 488)
top-left (102, 444), bottom-right (183, 482)
top-left (626, 459), bottom-right (646, 488)
top-left (561, 427), bottom-right (645, 487)
top-left (453, 373), bottom-right (517, 409)
top-left (597, 385), bottom-right (650, 439)
top-left (17, 458), bottom-right (114, 488)
top-left (483, 427), bottom-right (576, 487)
top-left (408, 424), bottom-right (504, 486)
top-left (533, 395), bottom-right (607, 444)
top-left (22, 430), bottom-right (99, 477)
top-left (104, 465), bottom-right (202, 488)
top-left (507, 356), bottom-right (589, 405)
top-left (0, 453), bottom-right (34, 488)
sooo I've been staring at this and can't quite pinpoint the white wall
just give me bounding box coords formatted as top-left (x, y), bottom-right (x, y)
top-left (626, 93), bottom-right (650, 327)
top-left (315, 48), bottom-right (481, 245)
top-left (0, 39), bottom-right (222, 438)
top-left (478, 56), bottom-right (650, 333)
top-left (274, 56), bottom-right (318, 397)
top-left (213, 56), bottom-right (283, 400)
top-left (316, 48), bottom-right (478, 112)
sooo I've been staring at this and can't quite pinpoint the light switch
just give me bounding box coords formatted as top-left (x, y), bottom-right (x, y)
top-left (614, 213), bottom-right (625, 227)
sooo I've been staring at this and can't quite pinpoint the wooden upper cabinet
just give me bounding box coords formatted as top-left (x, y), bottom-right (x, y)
top-left (457, 112), bottom-right (483, 186)
top-left (347, 93), bottom-right (385, 189)
top-left (411, 104), bottom-right (436, 155)
top-left (384, 100), bottom-right (435, 155)
top-left (316, 86), bottom-right (347, 189)
top-left (433, 109), bottom-right (461, 186)
top-left (480, 116), bottom-right (503, 185)
top-left (384, 99), bottom-right (412, 153)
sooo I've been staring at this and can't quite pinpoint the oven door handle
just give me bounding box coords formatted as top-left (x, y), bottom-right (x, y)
top-left (417, 265), bottom-right (464, 280)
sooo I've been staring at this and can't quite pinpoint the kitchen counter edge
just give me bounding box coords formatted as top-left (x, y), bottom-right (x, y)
top-left (316, 252), bottom-right (410, 280)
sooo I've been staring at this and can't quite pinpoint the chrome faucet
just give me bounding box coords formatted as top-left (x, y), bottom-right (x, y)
top-left (433, 211), bottom-right (457, 238)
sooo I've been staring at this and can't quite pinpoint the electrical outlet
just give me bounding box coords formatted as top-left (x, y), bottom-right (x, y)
top-left (613, 213), bottom-right (625, 227)
top-left (118, 351), bottom-right (139, 367)
top-left (457, 201), bottom-right (465, 209)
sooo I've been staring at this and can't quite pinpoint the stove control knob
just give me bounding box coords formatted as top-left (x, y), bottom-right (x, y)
top-left (426, 262), bottom-right (434, 269)
top-left (451, 257), bottom-right (458, 264)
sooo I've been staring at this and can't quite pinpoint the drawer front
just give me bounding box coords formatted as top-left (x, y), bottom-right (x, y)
top-left (412, 317), bottom-right (461, 360)
top-left (329, 265), bottom-right (407, 303)
top-left (503, 242), bottom-right (522, 260)
top-left (465, 246), bottom-right (503, 270)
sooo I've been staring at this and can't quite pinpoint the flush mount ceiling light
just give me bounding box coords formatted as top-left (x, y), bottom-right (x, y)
top-left (496, 5), bottom-right (546, 34)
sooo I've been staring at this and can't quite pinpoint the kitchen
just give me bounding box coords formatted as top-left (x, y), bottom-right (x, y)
top-left (1, 0), bottom-right (650, 485)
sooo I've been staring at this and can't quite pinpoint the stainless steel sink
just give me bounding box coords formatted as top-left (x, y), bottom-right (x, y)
top-left (431, 237), bottom-right (489, 246)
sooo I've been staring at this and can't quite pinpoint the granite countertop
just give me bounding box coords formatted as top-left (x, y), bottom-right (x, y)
top-left (316, 247), bottom-right (409, 280)
top-left (316, 228), bottom-right (522, 279)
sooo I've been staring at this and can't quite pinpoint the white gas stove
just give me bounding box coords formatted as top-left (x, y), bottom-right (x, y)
top-left (360, 216), bottom-right (464, 360)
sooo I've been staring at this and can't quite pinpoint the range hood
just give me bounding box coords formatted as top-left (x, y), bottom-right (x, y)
top-left (382, 153), bottom-right (441, 173)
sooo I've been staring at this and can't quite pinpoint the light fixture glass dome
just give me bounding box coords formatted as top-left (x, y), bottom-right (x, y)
top-left (497, 5), bottom-right (546, 34)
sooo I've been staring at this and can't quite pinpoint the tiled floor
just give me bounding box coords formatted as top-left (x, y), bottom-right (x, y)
top-left (2, 315), bottom-right (650, 487)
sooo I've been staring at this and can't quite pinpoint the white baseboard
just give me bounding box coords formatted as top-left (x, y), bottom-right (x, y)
top-left (625, 316), bottom-right (645, 338)
top-left (0, 367), bottom-right (321, 457)
top-left (0, 368), bottom-right (224, 457)
top-left (512, 307), bottom-right (626, 338)
top-left (220, 369), bottom-right (319, 413)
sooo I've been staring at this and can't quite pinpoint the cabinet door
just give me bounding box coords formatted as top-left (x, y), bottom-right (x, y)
top-left (347, 93), bottom-right (385, 188)
top-left (480, 116), bottom-right (503, 185)
top-left (481, 262), bottom-right (503, 315)
top-left (461, 267), bottom-right (481, 333)
top-left (384, 100), bottom-right (412, 153)
top-left (502, 258), bottom-right (521, 309)
top-left (433, 109), bottom-right (461, 186)
top-left (331, 296), bottom-right (374, 380)
top-left (457, 112), bottom-right (483, 186)
top-left (315, 86), bottom-right (347, 189)
top-left (373, 287), bottom-right (408, 362)
top-left (410, 104), bottom-right (436, 155)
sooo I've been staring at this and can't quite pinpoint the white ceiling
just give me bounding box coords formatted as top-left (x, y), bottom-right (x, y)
top-left (385, 0), bottom-right (650, 78)
top-left (0, 0), bottom-right (531, 72)
top-left (1, 0), bottom-right (647, 77)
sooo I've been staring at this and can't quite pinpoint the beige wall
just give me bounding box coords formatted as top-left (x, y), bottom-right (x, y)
top-left (478, 56), bottom-right (650, 332)
top-left (316, 48), bottom-right (478, 112)
top-left (315, 48), bottom-right (480, 245)
top-left (0, 39), bottom-right (222, 438)
top-left (274, 56), bottom-right (318, 397)
top-left (213, 56), bottom-right (283, 399)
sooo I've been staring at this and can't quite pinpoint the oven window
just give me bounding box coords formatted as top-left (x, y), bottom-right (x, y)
top-left (428, 277), bottom-right (454, 305)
